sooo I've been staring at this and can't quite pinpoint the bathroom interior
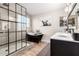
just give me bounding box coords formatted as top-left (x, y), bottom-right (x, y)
top-left (0, 3), bottom-right (79, 56)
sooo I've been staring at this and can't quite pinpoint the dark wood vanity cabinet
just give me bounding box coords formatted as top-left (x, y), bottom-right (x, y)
top-left (51, 39), bottom-right (79, 56)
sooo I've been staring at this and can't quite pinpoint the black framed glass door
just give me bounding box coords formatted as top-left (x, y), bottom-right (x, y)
top-left (0, 3), bottom-right (27, 55)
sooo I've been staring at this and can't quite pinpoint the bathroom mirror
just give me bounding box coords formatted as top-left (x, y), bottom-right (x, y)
top-left (75, 4), bottom-right (79, 30)
top-left (67, 3), bottom-right (77, 32)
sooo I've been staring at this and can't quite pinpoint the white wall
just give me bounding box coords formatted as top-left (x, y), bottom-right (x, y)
top-left (27, 15), bottom-right (33, 32)
top-left (31, 9), bottom-right (66, 42)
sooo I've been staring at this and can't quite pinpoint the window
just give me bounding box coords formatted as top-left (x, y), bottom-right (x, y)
top-left (22, 16), bottom-right (27, 23)
top-left (26, 17), bottom-right (30, 27)
top-left (2, 21), bottom-right (8, 31)
top-left (22, 16), bottom-right (30, 28)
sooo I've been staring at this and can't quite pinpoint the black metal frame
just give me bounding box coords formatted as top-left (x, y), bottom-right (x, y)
top-left (0, 3), bottom-right (27, 55)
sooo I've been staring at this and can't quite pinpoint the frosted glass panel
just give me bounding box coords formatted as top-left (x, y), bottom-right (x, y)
top-left (17, 23), bottom-right (21, 31)
top-left (16, 5), bottom-right (21, 14)
top-left (22, 32), bottom-right (26, 47)
top-left (0, 44), bottom-right (8, 56)
top-left (9, 33), bottom-right (15, 42)
top-left (22, 24), bottom-right (26, 30)
top-left (0, 21), bottom-right (8, 31)
top-left (9, 32), bottom-right (16, 53)
top-left (0, 8), bottom-right (8, 20)
top-left (0, 32), bottom-right (8, 56)
top-left (9, 11), bottom-right (15, 21)
top-left (22, 40), bottom-right (26, 47)
top-left (22, 32), bottom-right (26, 39)
top-left (9, 3), bottom-right (15, 12)
top-left (9, 42), bottom-right (16, 53)
top-left (26, 17), bottom-right (30, 27)
top-left (17, 32), bottom-right (21, 49)
top-left (9, 22), bottom-right (15, 31)
top-left (17, 41), bottom-right (21, 50)
top-left (0, 3), bottom-right (8, 9)
top-left (17, 32), bottom-right (21, 40)
top-left (22, 8), bottom-right (26, 16)
top-left (17, 14), bottom-right (21, 22)
top-left (22, 16), bottom-right (27, 23)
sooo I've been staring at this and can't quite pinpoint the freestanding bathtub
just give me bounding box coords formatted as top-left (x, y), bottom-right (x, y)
top-left (50, 32), bottom-right (79, 56)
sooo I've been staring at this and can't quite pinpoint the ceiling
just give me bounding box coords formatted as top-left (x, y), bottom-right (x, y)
top-left (20, 3), bottom-right (66, 16)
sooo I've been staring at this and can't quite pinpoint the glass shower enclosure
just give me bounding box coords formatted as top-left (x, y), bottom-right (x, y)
top-left (0, 3), bottom-right (27, 55)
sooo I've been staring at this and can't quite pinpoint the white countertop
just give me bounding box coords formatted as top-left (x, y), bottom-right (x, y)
top-left (51, 32), bottom-right (79, 43)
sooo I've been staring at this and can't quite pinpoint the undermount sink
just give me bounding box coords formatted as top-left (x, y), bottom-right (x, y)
top-left (55, 33), bottom-right (71, 38)
top-left (58, 35), bottom-right (68, 38)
